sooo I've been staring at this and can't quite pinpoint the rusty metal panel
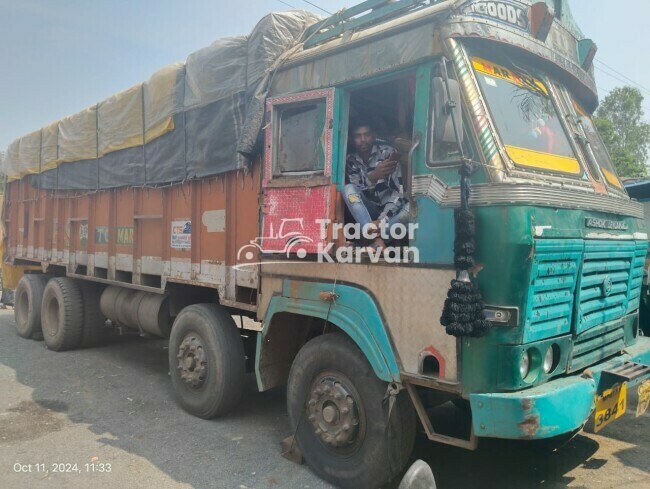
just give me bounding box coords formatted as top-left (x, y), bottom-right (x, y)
top-left (2, 162), bottom-right (262, 308)
top-left (137, 189), bottom-right (164, 256)
top-left (272, 21), bottom-right (441, 96)
top-left (197, 177), bottom-right (228, 281)
top-left (93, 191), bottom-right (111, 271)
top-left (234, 162), bottom-right (262, 259)
top-left (260, 262), bottom-right (459, 381)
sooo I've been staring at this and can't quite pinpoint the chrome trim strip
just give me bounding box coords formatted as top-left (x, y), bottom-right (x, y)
top-left (412, 175), bottom-right (645, 218)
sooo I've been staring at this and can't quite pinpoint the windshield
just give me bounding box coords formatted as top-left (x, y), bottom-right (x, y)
top-left (472, 57), bottom-right (582, 176)
top-left (571, 98), bottom-right (623, 189)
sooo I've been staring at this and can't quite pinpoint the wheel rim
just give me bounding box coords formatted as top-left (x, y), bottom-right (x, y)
top-left (176, 332), bottom-right (208, 388)
top-left (16, 289), bottom-right (28, 326)
top-left (306, 371), bottom-right (365, 455)
top-left (45, 296), bottom-right (60, 336)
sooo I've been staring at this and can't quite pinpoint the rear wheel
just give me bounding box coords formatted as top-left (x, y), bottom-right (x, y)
top-left (287, 334), bottom-right (416, 489)
top-left (41, 278), bottom-right (84, 351)
top-left (14, 274), bottom-right (48, 340)
top-left (168, 304), bottom-right (245, 419)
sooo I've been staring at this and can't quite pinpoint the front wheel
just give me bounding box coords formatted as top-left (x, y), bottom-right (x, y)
top-left (287, 334), bottom-right (416, 489)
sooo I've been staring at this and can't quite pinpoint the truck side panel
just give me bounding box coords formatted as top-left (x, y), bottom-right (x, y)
top-left (4, 161), bottom-right (261, 307)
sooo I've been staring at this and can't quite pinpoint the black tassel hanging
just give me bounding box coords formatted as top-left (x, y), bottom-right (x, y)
top-left (440, 162), bottom-right (491, 338)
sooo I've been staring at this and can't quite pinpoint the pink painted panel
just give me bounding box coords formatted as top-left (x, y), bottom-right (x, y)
top-left (261, 186), bottom-right (330, 254)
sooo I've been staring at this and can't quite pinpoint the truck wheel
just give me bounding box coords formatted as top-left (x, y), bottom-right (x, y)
top-left (287, 334), bottom-right (416, 489)
top-left (80, 284), bottom-right (109, 347)
top-left (14, 274), bottom-right (48, 340)
top-left (41, 278), bottom-right (84, 351)
top-left (168, 304), bottom-right (245, 419)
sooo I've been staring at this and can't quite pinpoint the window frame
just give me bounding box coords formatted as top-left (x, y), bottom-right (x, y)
top-left (264, 88), bottom-right (335, 186)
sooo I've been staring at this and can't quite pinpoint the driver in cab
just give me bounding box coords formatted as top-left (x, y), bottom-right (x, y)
top-left (342, 119), bottom-right (409, 250)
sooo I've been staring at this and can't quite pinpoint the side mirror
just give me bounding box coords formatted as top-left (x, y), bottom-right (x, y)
top-left (432, 77), bottom-right (464, 145)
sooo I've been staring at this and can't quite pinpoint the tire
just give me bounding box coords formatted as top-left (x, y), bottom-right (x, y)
top-left (287, 334), bottom-right (416, 489)
top-left (14, 274), bottom-right (48, 340)
top-left (41, 278), bottom-right (84, 351)
top-left (80, 284), bottom-right (109, 347)
top-left (168, 304), bottom-right (245, 419)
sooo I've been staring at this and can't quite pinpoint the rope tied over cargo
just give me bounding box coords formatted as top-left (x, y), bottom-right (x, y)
top-left (440, 161), bottom-right (491, 338)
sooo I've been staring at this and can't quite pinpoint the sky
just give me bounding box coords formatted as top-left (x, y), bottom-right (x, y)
top-left (0, 0), bottom-right (649, 150)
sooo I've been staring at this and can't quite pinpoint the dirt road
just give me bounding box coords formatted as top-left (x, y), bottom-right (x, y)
top-left (0, 309), bottom-right (647, 488)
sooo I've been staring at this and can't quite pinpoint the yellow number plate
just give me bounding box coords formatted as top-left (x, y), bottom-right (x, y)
top-left (637, 380), bottom-right (650, 417)
top-left (594, 383), bottom-right (627, 433)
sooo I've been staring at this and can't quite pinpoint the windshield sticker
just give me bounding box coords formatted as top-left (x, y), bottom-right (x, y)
top-left (505, 145), bottom-right (581, 174)
top-left (473, 57), bottom-right (548, 96)
top-left (484, 77), bottom-right (497, 87)
top-left (601, 167), bottom-right (622, 188)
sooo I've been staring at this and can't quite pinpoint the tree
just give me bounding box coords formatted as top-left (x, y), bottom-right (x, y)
top-left (594, 86), bottom-right (650, 178)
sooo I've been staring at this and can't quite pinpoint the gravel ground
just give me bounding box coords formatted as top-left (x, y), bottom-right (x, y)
top-left (0, 308), bottom-right (648, 489)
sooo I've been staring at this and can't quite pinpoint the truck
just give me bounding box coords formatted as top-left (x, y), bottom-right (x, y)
top-left (3, 1), bottom-right (650, 487)
top-left (625, 179), bottom-right (650, 336)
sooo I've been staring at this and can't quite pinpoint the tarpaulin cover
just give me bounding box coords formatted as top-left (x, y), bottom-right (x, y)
top-left (18, 130), bottom-right (41, 177)
top-left (184, 37), bottom-right (248, 109)
top-left (2, 10), bottom-right (320, 189)
top-left (41, 122), bottom-right (59, 171)
top-left (59, 106), bottom-right (97, 162)
top-left (238, 12), bottom-right (320, 159)
top-left (98, 85), bottom-right (144, 156)
top-left (5, 140), bottom-right (20, 180)
top-left (144, 62), bottom-right (185, 143)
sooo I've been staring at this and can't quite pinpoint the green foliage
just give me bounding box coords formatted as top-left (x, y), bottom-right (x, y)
top-left (594, 87), bottom-right (650, 178)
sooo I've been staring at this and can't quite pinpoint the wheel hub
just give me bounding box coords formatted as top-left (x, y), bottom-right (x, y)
top-left (176, 335), bottom-right (207, 387)
top-left (307, 376), bottom-right (360, 448)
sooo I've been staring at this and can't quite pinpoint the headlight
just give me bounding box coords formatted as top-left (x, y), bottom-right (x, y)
top-left (543, 347), bottom-right (554, 374)
top-left (519, 350), bottom-right (531, 379)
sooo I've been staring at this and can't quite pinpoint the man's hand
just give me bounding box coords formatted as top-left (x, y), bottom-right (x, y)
top-left (368, 152), bottom-right (399, 184)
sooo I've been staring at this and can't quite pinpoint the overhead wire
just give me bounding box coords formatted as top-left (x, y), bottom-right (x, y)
top-left (275, 0), bottom-right (298, 8)
top-left (595, 68), bottom-right (650, 98)
top-left (597, 86), bottom-right (610, 97)
top-left (595, 59), bottom-right (650, 96)
top-left (301, 0), bottom-right (333, 15)
top-left (595, 66), bottom-right (650, 98)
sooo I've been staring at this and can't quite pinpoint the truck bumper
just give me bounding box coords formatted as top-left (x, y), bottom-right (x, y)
top-left (469, 337), bottom-right (650, 440)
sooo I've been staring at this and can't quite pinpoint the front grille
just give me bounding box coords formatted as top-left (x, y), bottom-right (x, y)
top-left (524, 240), bottom-right (582, 343)
top-left (626, 241), bottom-right (647, 314)
top-left (528, 239), bottom-right (647, 372)
top-left (569, 320), bottom-right (626, 372)
top-left (575, 241), bottom-right (636, 334)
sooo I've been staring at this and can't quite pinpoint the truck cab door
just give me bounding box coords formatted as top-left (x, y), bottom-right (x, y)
top-left (261, 88), bottom-right (336, 255)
